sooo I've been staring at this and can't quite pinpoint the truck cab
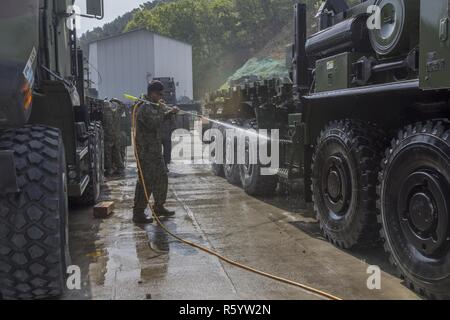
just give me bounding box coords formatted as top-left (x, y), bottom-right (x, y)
top-left (0, 0), bottom-right (105, 299)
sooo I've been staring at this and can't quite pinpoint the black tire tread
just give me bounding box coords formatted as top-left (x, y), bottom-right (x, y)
top-left (312, 119), bottom-right (387, 249)
top-left (210, 122), bottom-right (225, 177)
top-left (0, 125), bottom-right (67, 300)
top-left (244, 171), bottom-right (278, 197)
top-left (377, 119), bottom-right (450, 300)
top-left (240, 120), bottom-right (278, 196)
top-left (223, 120), bottom-right (242, 186)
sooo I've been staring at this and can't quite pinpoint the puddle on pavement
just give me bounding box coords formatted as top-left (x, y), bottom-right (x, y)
top-left (65, 148), bottom-right (420, 300)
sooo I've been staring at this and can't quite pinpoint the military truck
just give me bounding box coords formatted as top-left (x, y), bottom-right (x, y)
top-left (205, 0), bottom-right (450, 298)
top-left (0, 0), bottom-right (105, 299)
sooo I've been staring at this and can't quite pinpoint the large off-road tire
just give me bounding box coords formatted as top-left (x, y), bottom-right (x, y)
top-left (377, 120), bottom-right (450, 299)
top-left (72, 122), bottom-right (102, 206)
top-left (224, 127), bottom-right (241, 186)
top-left (239, 120), bottom-right (278, 196)
top-left (312, 120), bottom-right (387, 249)
top-left (210, 122), bottom-right (225, 177)
top-left (0, 126), bottom-right (69, 299)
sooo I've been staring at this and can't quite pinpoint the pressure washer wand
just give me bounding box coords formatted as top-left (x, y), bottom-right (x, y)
top-left (123, 94), bottom-right (160, 107)
top-left (124, 93), bottom-right (264, 139)
top-left (124, 94), bottom-right (204, 118)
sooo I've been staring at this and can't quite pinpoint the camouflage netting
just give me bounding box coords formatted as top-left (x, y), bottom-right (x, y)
top-left (220, 57), bottom-right (289, 90)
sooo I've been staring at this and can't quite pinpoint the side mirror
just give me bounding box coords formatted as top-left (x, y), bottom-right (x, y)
top-left (86, 0), bottom-right (104, 18)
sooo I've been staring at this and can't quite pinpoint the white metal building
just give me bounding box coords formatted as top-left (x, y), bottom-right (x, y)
top-left (88, 28), bottom-right (193, 101)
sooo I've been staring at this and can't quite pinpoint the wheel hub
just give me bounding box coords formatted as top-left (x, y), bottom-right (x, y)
top-left (322, 155), bottom-right (351, 216)
top-left (409, 192), bottom-right (435, 232)
top-left (327, 170), bottom-right (341, 200)
top-left (398, 171), bottom-right (449, 256)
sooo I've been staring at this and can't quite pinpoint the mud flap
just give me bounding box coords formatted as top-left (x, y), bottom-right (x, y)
top-left (0, 150), bottom-right (19, 194)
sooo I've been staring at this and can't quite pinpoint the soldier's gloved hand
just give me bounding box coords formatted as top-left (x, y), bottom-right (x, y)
top-left (170, 106), bottom-right (180, 114)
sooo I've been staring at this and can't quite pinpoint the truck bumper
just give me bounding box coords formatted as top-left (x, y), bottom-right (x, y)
top-left (0, 150), bottom-right (19, 194)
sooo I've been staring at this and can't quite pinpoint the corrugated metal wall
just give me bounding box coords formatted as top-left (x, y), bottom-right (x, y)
top-left (88, 29), bottom-right (193, 101)
top-left (154, 34), bottom-right (193, 100)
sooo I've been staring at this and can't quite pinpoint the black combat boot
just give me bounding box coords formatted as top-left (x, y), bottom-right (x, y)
top-left (152, 204), bottom-right (175, 217)
top-left (132, 212), bottom-right (154, 224)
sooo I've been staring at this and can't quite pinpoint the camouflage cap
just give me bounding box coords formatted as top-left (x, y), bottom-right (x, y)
top-left (148, 80), bottom-right (165, 94)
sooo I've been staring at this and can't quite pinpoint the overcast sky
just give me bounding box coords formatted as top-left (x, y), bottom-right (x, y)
top-left (75, 0), bottom-right (149, 34)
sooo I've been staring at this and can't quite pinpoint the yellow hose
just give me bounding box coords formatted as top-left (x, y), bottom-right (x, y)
top-left (131, 103), bottom-right (343, 301)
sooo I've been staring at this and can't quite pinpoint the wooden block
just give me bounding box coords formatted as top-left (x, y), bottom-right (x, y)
top-left (94, 201), bottom-right (115, 219)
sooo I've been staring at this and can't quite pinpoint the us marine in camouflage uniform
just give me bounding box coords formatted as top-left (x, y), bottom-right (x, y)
top-left (133, 80), bottom-right (180, 224)
top-left (102, 100), bottom-right (118, 176)
top-left (103, 101), bottom-right (123, 176)
top-left (161, 109), bottom-right (176, 171)
top-left (110, 99), bottom-right (129, 175)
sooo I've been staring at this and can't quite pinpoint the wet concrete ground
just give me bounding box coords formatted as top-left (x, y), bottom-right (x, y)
top-left (64, 145), bottom-right (419, 300)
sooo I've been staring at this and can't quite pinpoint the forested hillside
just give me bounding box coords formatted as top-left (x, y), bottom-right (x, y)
top-left (79, 1), bottom-right (172, 54)
top-left (125, 0), bottom-right (321, 97)
top-left (81, 0), bottom-right (360, 98)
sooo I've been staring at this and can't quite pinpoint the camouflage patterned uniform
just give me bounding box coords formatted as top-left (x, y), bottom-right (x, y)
top-left (119, 103), bottom-right (130, 166)
top-left (120, 131), bottom-right (127, 164)
top-left (161, 112), bottom-right (176, 166)
top-left (103, 101), bottom-right (122, 176)
top-left (102, 101), bottom-right (114, 176)
top-left (111, 100), bottom-right (128, 173)
top-left (133, 101), bottom-right (173, 216)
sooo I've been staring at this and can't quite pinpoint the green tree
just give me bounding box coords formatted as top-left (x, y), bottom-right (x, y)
top-left (91, 0), bottom-right (359, 97)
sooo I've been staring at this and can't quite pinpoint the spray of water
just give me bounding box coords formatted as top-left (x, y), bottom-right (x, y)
top-left (124, 94), bottom-right (271, 141)
top-left (184, 111), bottom-right (272, 141)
